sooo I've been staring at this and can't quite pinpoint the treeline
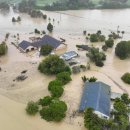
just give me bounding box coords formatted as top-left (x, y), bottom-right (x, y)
top-left (0, 2), bottom-right (9, 11)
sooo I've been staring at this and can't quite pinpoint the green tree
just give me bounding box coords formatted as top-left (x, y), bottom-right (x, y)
top-left (12, 17), bottom-right (16, 22)
top-left (90, 34), bottom-right (98, 42)
top-left (105, 38), bottom-right (114, 48)
top-left (47, 23), bottom-right (53, 32)
top-left (0, 42), bottom-right (8, 56)
top-left (26, 101), bottom-right (39, 115)
top-left (40, 44), bottom-right (53, 56)
top-left (49, 85), bottom-right (64, 98)
top-left (17, 16), bottom-right (21, 22)
top-left (39, 96), bottom-right (53, 106)
top-left (48, 80), bottom-right (63, 91)
top-left (121, 73), bottom-right (130, 84)
top-left (115, 41), bottom-right (130, 59)
top-left (40, 100), bottom-right (67, 121)
top-left (38, 55), bottom-right (67, 75)
top-left (56, 72), bottom-right (72, 85)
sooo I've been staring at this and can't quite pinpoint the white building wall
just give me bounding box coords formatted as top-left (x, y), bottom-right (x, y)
top-left (94, 111), bottom-right (109, 120)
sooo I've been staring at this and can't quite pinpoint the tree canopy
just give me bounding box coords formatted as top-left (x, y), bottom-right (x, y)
top-left (38, 55), bottom-right (69, 75)
top-left (0, 42), bottom-right (7, 56)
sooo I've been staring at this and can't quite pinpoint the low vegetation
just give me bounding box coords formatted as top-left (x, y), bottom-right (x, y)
top-left (105, 38), bottom-right (114, 48)
top-left (121, 73), bottom-right (130, 84)
top-left (39, 96), bottom-right (53, 106)
top-left (47, 23), bottom-right (53, 32)
top-left (82, 76), bottom-right (97, 83)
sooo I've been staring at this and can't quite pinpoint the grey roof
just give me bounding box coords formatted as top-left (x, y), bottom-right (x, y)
top-left (60, 51), bottom-right (78, 60)
top-left (79, 81), bottom-right (111, 117)
top-left (18, 40), bottom-right (31, 50)
top-left (32, 35), bottom-right (61, 49)
top-left (111, 92), bottom-right (122, 100)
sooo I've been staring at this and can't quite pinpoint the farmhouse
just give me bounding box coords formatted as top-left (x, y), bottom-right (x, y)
top-left (18, 35), bottom-right (66, 52)
top-left (79, 81), bottom-right (111, 119)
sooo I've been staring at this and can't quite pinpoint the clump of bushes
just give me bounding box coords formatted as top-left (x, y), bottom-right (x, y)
top-left (56, 72), bottom-right (72, 85)
top-left (48, 80), bottom-right (63, 90)
top-left (102, 45), bottom-right (108, 51)
top-left (38, 55), bottom-right (70, 75)
top-left (40, 44), bottom-right (53, 56)
top-left (121, 73), bottom-right (130, 84)
top-left (12, 16), bottom-right (21, 22)
top-left (105, 38), bottom-right (114, 48)
top-left (39, 96), bottom-right (53, 106)
top-left (34, 28), bottom-right (40, 34)
top-left (26, 101), bottom-right (39, 115)
top-left (82, 76), bottom-right (97, 83)
top-left (0, 42), bottom-right (8, 56)
top-left (87, 47), bottom-right (106, 67)
top-left (89, 30), bottom-right (106, 42)
top-left (40, 100), bottom-right (67, 122)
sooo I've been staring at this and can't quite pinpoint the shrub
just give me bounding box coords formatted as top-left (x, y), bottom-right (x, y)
top-left (40, 44), bottom-right (53, 56)
top-left (95, 61), bottom-right (104, 67)
top-left (40, 100), bottom-right (67, 122)
top-left (49, 85), bottom-right (64, 98)
top-left (0, 42), bottom-right (8, 56)
top-left (39, 96), bottom-right (53, 106)
top-left (99, 35), bottom-right (105, 42)
top-left (56, 72), bottom-right (72, 85)
top-left (90, 34), bottom-right (98, 42)
top-left (48, 80), bottom-right (63, 91)
top-left (102, 45), bottom-right (108, 51)
top-left (121, 73), bottom-right (130, 84)
top-left (38, 55), bottom-right (67, 75)
top-left (26, 101), bottom-right (39, 115)
top-left (72, 66), bottom-right (81, 74)
top-left (82, 76), bottom-right (88, 83)
top-left (34, 28), bottom-right (40, 34)
top-left (80, 65), bottom-right (87, 71)
top-left (12, 17), bottom-right (16, 22)
top-left (105, 38), bottom-right (114, 48)
top-left (89, 77), bottom-right (97, 82)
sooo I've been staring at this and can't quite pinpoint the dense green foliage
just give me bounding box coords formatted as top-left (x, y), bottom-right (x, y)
top-left (48, 80), bottom-right (63, 91)
top-left (84, 93), bottom-right (130, 130)
top-left (49, 85), bottom-right (64, 98)
top-left (56, 72), bottom-right (72, 85)
top-left (39, 96), bottom-right (53, 106)
top-left (40, 44), bottom-right (53, 56)
top-left (105, 38), bottom-right (114, 48)
top-left (40, 100), bottom-right (67, 121)
top-left (38, 55), bottom-right (68, 75)
top-left (89, 31), bottom-right (105, 42)
top-left (82, 76), bottom-right (97, 83)
top-left (26, 101), bottom-right (39, 115)
top-left (87, 47), bottom-right (106, 67)
top-left (0, 42), bottom-right (7, 56)
top-left (115, 41), bottom-right (130, 59)
top-left (47, 23), bottom-right (53, 32)
top-left (121, 73), bottom-right (130, 84)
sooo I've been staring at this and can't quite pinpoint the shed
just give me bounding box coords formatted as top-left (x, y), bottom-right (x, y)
top-left (79, 81), bottom-right (111, 119)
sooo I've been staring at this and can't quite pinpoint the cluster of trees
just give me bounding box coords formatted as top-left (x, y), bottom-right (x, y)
top-left (89, 31), bottom-right (106, 42)
top-left (115, 41), bottom-right (130, 59)
top-left (84, 93), bottom-right (130, 130)
top-left (38, 55), bottom-right (71, 75)
top-left (26, 55), bottom-right (72, 121)
top-left (87, 47), bottom-right (106, 67)
top-left (121, 73), bottom-right (130, 84)
top-left (0, 42), bottom-right (8, 56)
top-left (43, 0), bottom-right (95, 11)
top-left (12, 16), bottom-right (21, 22)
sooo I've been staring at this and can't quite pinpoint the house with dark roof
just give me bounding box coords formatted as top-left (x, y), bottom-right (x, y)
top-left (79, 81), bottom-right (111, 119)
top-left (18, 35), bottom-right (66, 53)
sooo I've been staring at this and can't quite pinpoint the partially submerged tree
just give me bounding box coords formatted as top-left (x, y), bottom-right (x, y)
top-left (47, 23), bottom-right (53, 32)
top-left (121, 73), bottom-right (130, 84)
top-left (39, 96), bottom-right (53, 106)
top-left (105, 38), bottom-right (114, 48)
top-left (0, 42), bottom-right (8, 56)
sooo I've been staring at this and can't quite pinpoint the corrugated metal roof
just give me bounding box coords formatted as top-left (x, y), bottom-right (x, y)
top-left (79, 82), bottom-right (111, 117)
top-left (18, 40), bottom-right (31, 50)
top-left (32, 35), bottom-right (61, 49)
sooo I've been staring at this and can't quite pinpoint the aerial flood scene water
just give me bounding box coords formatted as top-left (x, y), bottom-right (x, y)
top-left (0, 0), bottom-right (130, 130)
